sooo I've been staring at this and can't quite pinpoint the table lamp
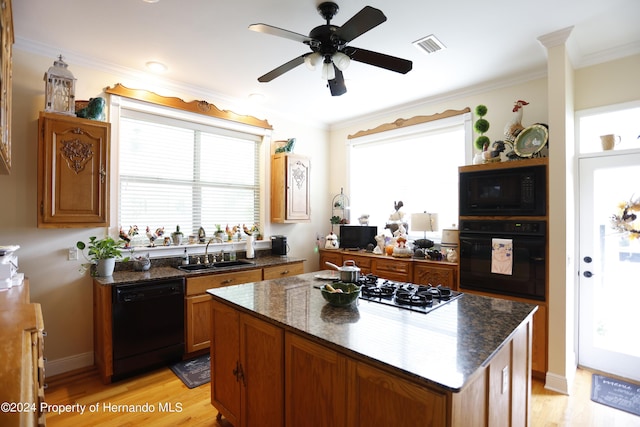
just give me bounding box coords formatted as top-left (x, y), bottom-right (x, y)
top-left (411, 212), bottom-right (438, 249)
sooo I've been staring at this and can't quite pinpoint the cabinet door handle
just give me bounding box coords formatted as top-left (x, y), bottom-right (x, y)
top-left (99, 165), bottom-right (106, 184)
top-left (232, 361), bottom-right (246, 386)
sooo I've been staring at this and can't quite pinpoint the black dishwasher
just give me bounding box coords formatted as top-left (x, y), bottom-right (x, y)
top-left (112, 277), bottom-right (185, 381)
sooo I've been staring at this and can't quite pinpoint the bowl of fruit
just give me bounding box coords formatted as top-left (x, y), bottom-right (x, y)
top-left (320, 282), bottom-right (361, 307)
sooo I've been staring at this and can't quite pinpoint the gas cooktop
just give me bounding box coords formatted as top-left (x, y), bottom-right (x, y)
top-left (356, 274), bottom-right (463, 314)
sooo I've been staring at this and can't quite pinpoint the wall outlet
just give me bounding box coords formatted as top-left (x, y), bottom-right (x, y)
top-left (68, 247), bottom-right (78, 261)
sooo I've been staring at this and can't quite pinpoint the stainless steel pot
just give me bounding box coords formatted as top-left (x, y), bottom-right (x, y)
top-left (325, 260), bottom-right (361, 283)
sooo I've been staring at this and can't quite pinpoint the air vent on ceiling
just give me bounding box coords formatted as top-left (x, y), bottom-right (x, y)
top-left (412, 34), bottom-right (446, 55)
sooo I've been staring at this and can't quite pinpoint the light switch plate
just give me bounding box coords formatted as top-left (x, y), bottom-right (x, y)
top-left (502, 365), bottom-right (509, 394)
top-left (68, 247), bottom-right (78, 261)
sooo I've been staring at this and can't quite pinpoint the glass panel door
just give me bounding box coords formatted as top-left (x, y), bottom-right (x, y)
top-left (578, 152), bottom-right (640, 382)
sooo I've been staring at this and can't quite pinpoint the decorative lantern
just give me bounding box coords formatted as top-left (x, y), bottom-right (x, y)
top-left (44, 55), bottom-right (76, 115)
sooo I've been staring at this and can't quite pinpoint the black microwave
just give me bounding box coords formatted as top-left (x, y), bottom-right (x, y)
top-left (459, 165), bottom-right (546, 216)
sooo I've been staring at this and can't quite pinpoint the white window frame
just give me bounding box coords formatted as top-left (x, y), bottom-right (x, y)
top-left (346, 112), bottom-right (473, 243)
top-left (108, 94), bottom-right (273, 256)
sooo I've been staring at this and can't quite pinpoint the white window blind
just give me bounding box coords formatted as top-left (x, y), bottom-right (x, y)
top-left (348, 115), bottom-right (470, 240)
top-left (118, 108), bottom-right (262, 236)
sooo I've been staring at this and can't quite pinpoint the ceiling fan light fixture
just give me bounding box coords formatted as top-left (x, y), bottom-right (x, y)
top-left (321, 61), bottom-right (335, 80)
top-left (304, 52), bottom-right (322, 70)
top-left (332, 52), bottom-right (350, 71)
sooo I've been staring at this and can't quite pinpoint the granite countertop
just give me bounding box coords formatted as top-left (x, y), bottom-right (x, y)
top-left (207, 271), bottom-right (537, 392)
top-left (93, 255), bottom-right (306, 286)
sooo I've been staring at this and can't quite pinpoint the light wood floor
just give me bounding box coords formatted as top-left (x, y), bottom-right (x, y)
top-left (43, 366), bottom-right (639, 426)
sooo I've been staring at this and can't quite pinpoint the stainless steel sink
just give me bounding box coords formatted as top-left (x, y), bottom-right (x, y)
top-left (211, 260), bottom-right (255, 268)
top-left (177, 259), bottom-right (255, 272)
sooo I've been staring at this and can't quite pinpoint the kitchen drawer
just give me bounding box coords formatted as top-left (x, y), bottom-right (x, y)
top-left (374, 258), bottom-right (411, 281)
top-left (186, 269), bottom-right (263, 295)
top-left (263, 262), bottom-right (304, 280)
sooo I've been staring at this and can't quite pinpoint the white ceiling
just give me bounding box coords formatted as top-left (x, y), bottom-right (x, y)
top-left (12, 0), bottom-right (640, 126)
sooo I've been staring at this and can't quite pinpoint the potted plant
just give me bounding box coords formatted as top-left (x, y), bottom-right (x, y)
top-left (214, 224), bottom-right (226, 242)
top-left (76, 236), bottom-right (129, 277)
top-left (171, 225), bottom-right (183, 245)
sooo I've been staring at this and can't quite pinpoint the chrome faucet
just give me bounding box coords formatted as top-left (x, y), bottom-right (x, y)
top-left (205, 237), bottom-right (223, 264)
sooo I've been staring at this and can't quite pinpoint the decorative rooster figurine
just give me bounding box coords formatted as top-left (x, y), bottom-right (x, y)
top-left (504, 100), bottom-right (529, 143)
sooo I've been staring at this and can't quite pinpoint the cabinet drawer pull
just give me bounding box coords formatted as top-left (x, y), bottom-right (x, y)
top-left (280, 270), bottom-right (289, 275)
top-left (221, 279), bottom-right (235, 285)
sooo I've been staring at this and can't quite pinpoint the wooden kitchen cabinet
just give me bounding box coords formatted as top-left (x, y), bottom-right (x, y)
top-left (285, 333), bottom-right (349, 427)
top-left (185, 269), bottom-right (262, 355)
top-left (211, 300), bottom-right (284, 427)
top-left (0, 0), bottom-right (13, 174)
top-left (38, 112), bottom-right (110, 227)
top-left (319, 250), bottom-right (342, 270)
top-left (413, 261), bottom-right (458, 288)
top-left (262, 262), bottom-right (304, 280)
top-left (0, 279), bottom-right (46, 427)
top-left (270, 153), bottom-right (310, 223)
top-left (351, 362), bottom-right (447, 427)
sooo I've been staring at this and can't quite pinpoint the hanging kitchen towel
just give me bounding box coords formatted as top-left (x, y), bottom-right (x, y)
top-left (491, 238), bottom-right (513, 275)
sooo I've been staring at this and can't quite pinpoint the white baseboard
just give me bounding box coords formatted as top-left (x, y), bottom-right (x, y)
top-left (45, 352), bottom-right (94, 377)
top-left (545, 371), bottom-right (573, 395)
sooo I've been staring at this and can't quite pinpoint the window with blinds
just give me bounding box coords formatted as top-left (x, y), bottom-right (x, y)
top-left (118, 108), bottom-right (262, 237)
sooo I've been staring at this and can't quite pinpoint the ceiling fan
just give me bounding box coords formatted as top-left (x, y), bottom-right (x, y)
top-left (249, 2), bottom-right (413, 96)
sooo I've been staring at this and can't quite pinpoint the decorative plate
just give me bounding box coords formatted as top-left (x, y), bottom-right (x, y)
top-left (514, 124), bottom-right (548, 157)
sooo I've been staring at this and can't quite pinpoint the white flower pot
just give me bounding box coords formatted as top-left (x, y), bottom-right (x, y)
top-left (96, 258), bottom-right (116, 277)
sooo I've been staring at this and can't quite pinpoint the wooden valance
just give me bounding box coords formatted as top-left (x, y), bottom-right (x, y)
top-left (348, 107), bottom-right (470, 139)
top-left (105, 83), bottom-right (273, 130)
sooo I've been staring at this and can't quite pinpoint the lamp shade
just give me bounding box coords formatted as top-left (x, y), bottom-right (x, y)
top-left (411, 212), bottom-right (438, 232)
top-left (304, 52), bottom-right (322, 70)
top-left (441, 229), bottom-right (459, 246)
top-left (321, 61), bottom-right (335, 80)
top-left (332, 52), bottom-right (351, 71)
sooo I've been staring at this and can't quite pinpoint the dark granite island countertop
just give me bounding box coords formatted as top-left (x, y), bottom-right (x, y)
top-left (207, 271), bottom-right (537, 393)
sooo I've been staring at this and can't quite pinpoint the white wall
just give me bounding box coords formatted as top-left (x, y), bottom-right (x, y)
top-left (2, 49), bottom-right (330, 375)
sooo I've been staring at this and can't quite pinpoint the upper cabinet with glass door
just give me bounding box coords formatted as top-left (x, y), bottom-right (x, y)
top-left (0, 0), bottom-right (14, 174)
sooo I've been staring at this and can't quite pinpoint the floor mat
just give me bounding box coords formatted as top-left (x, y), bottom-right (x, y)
top-left (591, 373), bottom-right (640, 416)
top-left (170, 354), bottom-right (210, 389)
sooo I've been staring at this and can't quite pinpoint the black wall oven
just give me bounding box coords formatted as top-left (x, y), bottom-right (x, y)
top-left (459, 220), bottom-right (546, 301)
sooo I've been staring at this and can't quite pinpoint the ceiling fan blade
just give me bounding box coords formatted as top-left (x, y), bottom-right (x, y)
top-left (346, 47), bottom-right (413, 74)
top-left (249, 23), bottom-right (313, 44)
top-left (258, 55), bottom-right (306, 82)
top-left (335, 6), bottom-right (386, 43)
top-left (328, 66), bottom-right (347, 96)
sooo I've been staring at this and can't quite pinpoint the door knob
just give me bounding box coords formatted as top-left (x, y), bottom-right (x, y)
top-left (583, 271), bottom-right (593, 278)
top-left (584, 256), bottom-right (593, 263)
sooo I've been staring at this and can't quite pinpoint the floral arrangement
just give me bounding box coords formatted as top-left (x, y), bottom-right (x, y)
top-left (611, 196), bottom-right (640, 239)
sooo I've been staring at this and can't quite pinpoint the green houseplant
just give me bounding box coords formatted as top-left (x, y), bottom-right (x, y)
top-left (171, 225), bottom-right (183, 246)
top-left (76, 236), bottom-right (128, 277)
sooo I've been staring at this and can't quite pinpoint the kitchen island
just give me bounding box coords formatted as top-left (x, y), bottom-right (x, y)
top-left (207, 271), bottom-right (537, 427)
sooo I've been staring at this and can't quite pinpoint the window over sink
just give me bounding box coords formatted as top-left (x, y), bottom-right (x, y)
top-left (111, 95), bottom-right (271, 238)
